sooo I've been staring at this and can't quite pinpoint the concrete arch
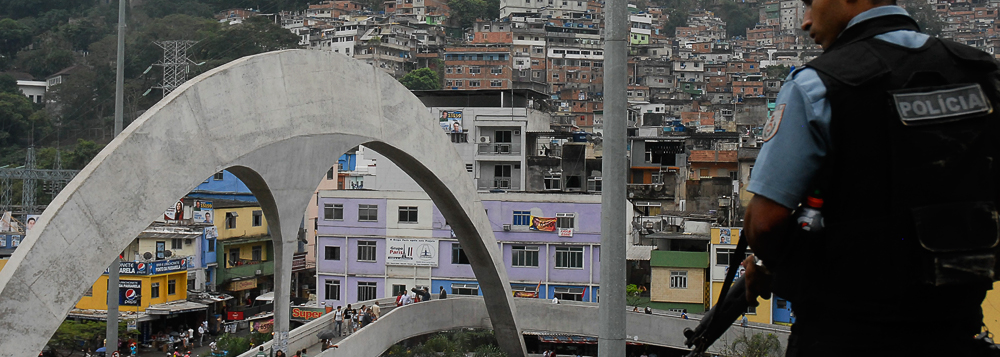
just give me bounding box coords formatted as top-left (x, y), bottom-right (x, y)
top-left (0, 50), bottom-right (526, 357)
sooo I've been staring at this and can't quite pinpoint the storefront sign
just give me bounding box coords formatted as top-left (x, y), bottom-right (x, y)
top-left (105, 261), bottom-right (148, 275)
top-left (386, 238), bottom-right (438, 267)
top-left (149, 258), bottom-right (187, 274)
top-left (227, 311), bottom-right (244, 321)
top-left (251, 319), bottom-right (274, 333)
top-left (118, 280), bottom-right (142, 306)
top-left (558, 228), bottom-right (574, 237)
top-left (290, 307), bottom-right (326, 321)
top-left (229, 279), bottom-right (257, 291)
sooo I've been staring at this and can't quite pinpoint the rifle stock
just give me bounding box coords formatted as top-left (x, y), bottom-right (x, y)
top-left (682, 276), bottom-right (752, 356)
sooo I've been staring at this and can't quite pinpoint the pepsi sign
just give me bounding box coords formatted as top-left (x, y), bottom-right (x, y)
top-left (119, 280), bottom-right (142, 306)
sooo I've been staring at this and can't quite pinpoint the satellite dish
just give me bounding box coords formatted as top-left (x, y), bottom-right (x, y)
top-left (143, 252), bottom-right (153, 260)
top-left (164, 250), bottom-right (173, 258)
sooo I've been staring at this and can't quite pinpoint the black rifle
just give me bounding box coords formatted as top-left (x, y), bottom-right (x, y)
top-left (683, 230), bottom-right (752, 356)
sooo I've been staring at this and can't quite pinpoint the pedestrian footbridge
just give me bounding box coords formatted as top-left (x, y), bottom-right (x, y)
top-left (242, 297), bottom-right (791, 356)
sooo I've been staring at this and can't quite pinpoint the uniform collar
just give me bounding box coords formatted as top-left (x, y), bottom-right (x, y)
top-left (826, 7), bottom-right (920, 52)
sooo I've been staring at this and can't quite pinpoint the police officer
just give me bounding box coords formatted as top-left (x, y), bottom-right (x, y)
top-left (741, 0), bottom-right (1000, 355)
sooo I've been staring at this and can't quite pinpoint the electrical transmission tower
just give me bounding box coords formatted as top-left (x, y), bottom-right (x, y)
top-left (0, 148), bottom-right (80, 221)
top-left (153, 40), bottom-right (200, 97)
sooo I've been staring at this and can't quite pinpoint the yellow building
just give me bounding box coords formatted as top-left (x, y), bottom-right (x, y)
top-left (649, 250), bottom-right (709, 313)
top-left (707, 227), bottom-right (773, 324)
top-left (213, 204), bottom-right (274, 304)
top-left (75, 259), bottom-right (189, 311)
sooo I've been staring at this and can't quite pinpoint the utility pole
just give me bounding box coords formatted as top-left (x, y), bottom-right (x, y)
top-left (598, 0), bottom-right (627, 352)
top-left (108, 0), bottom-right (127, 353)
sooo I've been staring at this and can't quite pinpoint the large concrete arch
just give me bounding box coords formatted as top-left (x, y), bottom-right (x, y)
top-left (0, 50), bottom-right (526, 357)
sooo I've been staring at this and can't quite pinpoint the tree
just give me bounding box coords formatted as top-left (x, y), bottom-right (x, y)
top-left (66, 139), bottom-right (103, 169)
top-left (194, 16), bottom-right (301, 72)
top-left (46, 319), bottom-right (132, 357)
top-left (0, 74), bottom-right (20, 94)
top-left (448, 0), bottom-right (490, 29)
top-left (721, 331), bottom-right (784, 357)
top-left (0, 91), bottom-right (36, 146)
top-left (626, 283), bottom-right (646, 307)
top-left (711, 1), bottom-right (759, 38)
top-left (399, 68), bottom-right (442, 90)
top-left (0, 18), bottom-right (33, 68)
top-left (763, 65), bottom-right (791, 80)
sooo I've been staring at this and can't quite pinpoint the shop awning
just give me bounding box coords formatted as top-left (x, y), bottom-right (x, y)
top-left (147, 300), bottom-right (209, 315)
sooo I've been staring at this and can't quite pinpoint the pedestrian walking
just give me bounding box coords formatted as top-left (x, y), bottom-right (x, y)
top-left (334, 306), bottom-right (344, 337)
top-left (371, 303), bottom-right (381, 320)
top-left (439, 286), bottom-right (447, 300)
top-left (197, 324), bottom-right (205, 347)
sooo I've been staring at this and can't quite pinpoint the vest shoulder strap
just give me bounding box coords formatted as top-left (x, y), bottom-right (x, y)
top-left (807, 42), bottom-right (889, 87)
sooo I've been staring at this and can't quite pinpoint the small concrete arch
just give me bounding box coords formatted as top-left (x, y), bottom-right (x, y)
top-left (0, 50), bottom-right (526, 357)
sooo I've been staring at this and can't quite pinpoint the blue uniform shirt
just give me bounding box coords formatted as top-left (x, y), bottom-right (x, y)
top-left (747, 6), bottom-right (930, 209)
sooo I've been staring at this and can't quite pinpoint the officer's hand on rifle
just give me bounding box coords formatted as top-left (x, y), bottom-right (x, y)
top-left (742, 254), bottom-right (773, 304)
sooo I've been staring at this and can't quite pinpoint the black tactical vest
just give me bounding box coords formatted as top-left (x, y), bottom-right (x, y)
top-left (773, 14), bottom-right (1000, 324)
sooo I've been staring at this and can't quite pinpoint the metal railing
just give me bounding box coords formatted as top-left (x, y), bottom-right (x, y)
top-left (477, 142), bottom-right (521, 155)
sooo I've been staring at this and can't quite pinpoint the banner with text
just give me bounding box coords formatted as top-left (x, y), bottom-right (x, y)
top-left (119, 280), bottom-right (142, 306)
top-left (386, 238), bottom-right (438, 267)
top-left (529, 216), bottom-right (557, 232)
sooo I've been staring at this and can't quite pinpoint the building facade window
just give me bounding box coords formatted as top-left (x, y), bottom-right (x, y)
top-left (207, 238), bottom-right (215, 252)
top-left (452, 243), bottom-right (470, 264)
top-left (325, 204), bottom-right (344, 220)
top-left (392, 284), bottom-right (408, 297)
top-left (512, 210), bottom-right (531, 226)
top-left (555, 246), bottom-right (584, 268)
top-left (469, 80), bottom-right (481, 87)
top-left (544, 175), bottom-right (561, 190)
top-left (357, 240), bottom-right (377, 262)
top-left (168, 279), bottom-right (177, 295)
top-left (452, 283), bottom-right (479, 295)
top-left (358, 204), bottom-right (378, 221)
top-left (556, 213), bottom-right (575, 229)
top-left (358, 281), bottom-right (377, 301)
top-left (511, 245), bottom-right (539, 267)
top-left (171, 238), bottom-right (183, 250)
top-left (214, 172), bottom-right (224, 180)
top-left (325, 246), bottom-right (341, 260)
top-left (398, 206), bottom-right (418, 223)
top-left (670, 271), bottom-right (688, 289)
top-left (151, 283), bottom-right (160, 298)
top-left (252, 210), bottom-right (262, 227)
top-left (252, 245), bottom-right (262, 261)
top-left (225, 212), bottom-right (237, 229)
top-left (325, 279), bottom-right (341, 300)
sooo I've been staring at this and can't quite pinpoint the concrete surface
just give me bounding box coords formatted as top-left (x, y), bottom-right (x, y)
top-left (238, 296), bottom-right (790, 356)
top-left (0, 50), bottom-right (525, 357)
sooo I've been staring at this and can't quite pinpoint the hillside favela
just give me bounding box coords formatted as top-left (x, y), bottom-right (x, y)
top-left (0, 0), bottom-right (998, 356)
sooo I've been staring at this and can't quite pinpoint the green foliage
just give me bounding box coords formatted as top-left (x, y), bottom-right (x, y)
top-left (763, 65), bottom-right (791, 80)
top-left (626, 284), bottom-right (645, 307)
top-left (66, 139), bottom-right (104, 169)
top-left (0, 18), bottom-right (32, 67)
top-left (711, 1), bottom-right (759, 38)
top-left (47, 319), bottom-right (133, 356)
top-left (193, 16), bottom-right (302, 71)
top-left (141, 0), bottom-right (216, 19)
top-left (0, 0), bottom-right (97, 19)
top-left (217, 333), bottom-right (252, 357)
top-left (473, 344), bottom-right (506, 357)
top-left (399, 68), bottom-right (442, 90)
top-left (0, 92), bottom-right (37, 146)
top-left (721, 332), bottom-right (783, 357)
top-left (0, 74), bottom-right (20, 95)
top-left (448, 0), bottom-right (492, 29)
top-left (13, 34), bottom-right (75, 79)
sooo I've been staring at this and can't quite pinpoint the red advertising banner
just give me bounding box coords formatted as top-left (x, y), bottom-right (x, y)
top-left (227, 311), bottom-right (244, 321)
top-left (529, 216), bottom-right (556, 232)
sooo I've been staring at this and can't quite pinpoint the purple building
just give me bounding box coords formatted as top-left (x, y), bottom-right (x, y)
top-left (314, 190), bottom-right (606, 307)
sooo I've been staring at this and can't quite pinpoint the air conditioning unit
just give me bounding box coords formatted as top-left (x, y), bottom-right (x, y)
top-left (503, 224), bottom-right (511, 231)
top-left (255, 269), bottom-right (263, 275)
top-left (644, 221), bottom-right (654, 229)
top-left (479, 136), bottom-right (491, 143)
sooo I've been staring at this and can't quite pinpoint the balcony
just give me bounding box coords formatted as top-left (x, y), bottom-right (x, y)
top-left (218, 260), bottom-right (274, 284)
top-left (477, 142), bottom-right (522, 155)
top-left (478, 177), bottom-right (517, 191)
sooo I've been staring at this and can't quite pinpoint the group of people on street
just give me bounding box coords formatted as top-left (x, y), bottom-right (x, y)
top-left (256, 346), bottom-right (310, 357)
top-left (395, 286), bottom-right (443, 306)
top-left (332, 303), bottom-right (380, 337)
